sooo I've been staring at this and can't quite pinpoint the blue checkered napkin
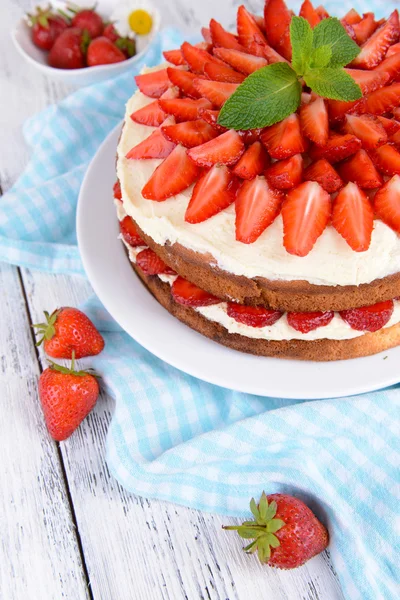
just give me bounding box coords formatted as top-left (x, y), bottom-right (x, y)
top-left (1, 18), bottom-right (399, 600)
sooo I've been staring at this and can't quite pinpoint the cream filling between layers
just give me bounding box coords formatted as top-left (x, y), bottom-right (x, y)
top-left (117, 202), bottom-right (400, 341)
top-left (117, 65), bottom-right (400, 288)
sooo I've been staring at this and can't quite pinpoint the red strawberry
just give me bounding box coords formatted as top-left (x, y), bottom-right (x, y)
top-left (299, 0), bottom-right (321, 28)
top-left (161, 119), bottom-right (218, 148)
top-left (390, 129), bottom-right (400, 147)
top-left (28, 7), bottom-right (68, 51)
top-left (39, 358), bottom-right (99, 441)
top-left (181, 41), bottom-right (223, 74)
top-left (261, 114), bottom-right (305, 160)
top-left (342, 21), bottom-right (357, 41)
top-left (343, 9), bottom-right (362, 25)
top-left (193, 79), bottom-right (239, 108)
top-left (309, 133), bottom-right (362, 163)
top-left (375, 51), bottom-right (400, 82)
top-left (172, 277), bottom-right (220, 307)
top-left (136, 69), bottom-right (171, 98)
top-left (327, 99), bottom-right (362, 123)
top-left (232, 142), bottom-right (270, 180)
top-left (163, 48), bottom-right (186, 65)
top-left (188, 129), bottom-right (245, 167)
top-left (370, 143), bottom-right (400, 175)
top-left (300, 97), bottom-right (329, 146)
top-left (373, 175), bottom-right (400, 233)
top-left (213, 47), bottom-right (268, 74)
top-left (248, 40), bottom-right (289, 64)
top-left (235, 177), bottom-right (283, 244)
top-left (119, 216), bottom-right (145, 246)
top-left (352, 13), bottom-right (378, 45)
top-left (351, 10), bottom-right (399, 69)
top-left (387, 42), bottom-right (400, 56)
top-left (201, 27), bottom-right (212, 43)
top-left (338, 148), bottom-right (383, 188)
top-left (199, 109), bottom-right (227, 132)
top-left (48, 28), bottom-right (87, 69)
top-left (340, 300), bottom-right (394, 332)
top-left (363, 82), bottom-right (400, 115)
top-left (87, 37), bottom-right (126, 66)
top-left (103, 23), bottom-right (119, 43)
top-left (237, 5), bottom-right (267, 48)
top-left (142, 144), bottom-right (201, 201)
top-left (33, 308), bottom-right (104, 359)
top-left (265, 154), bottom-right (303, 190)
top-left (204, 62), bottom-right (245, 83)
top-left (282, 181), bottom-right (331, 256)
top-left (223, 492), bottom-right (328, 570)
top-left (377, 116), bottom-right (400, 135)
top-left (252, 14), bottom-right (267, 33)
top-left (227, 303), bottom-right (283, 327)
top-left (264, 0), bottom-right (292, 60)
top-left (185, 164), bottom-right (239, 223)
top-left (159, 97), bottom-right (212, 122)
top-left (316, 5), bottom-right (330, 19)
top-left (287, 311), bottom-right (334, 333)
top-left (167, 68), bottom-right (203, 98)
top-left (303, 159), bottom-right (343, 193)
top-left (130, 100), bottom-right (167, 127)
top-left (394, 107), bottom-right (400, 119)
top-left (136, 248), bottom-right (174, 275)
top-left (71, 9), bottom-right (103, 38)
top-left (113, 180), bottom-right (122, 200)
top-left (209, 18), bottom-right (245, 51)
top-left (126, 117), bottom-right (176, 159)
top-left (343, 114), bottom-right (387, 149)
top-left (332, 182), bottom-right (374, 251)
top-left (344, 69), bottom-right (389, 94)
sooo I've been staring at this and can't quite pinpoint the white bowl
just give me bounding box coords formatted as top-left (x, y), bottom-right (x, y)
top-left (11, 4), bottom-right (161, 87)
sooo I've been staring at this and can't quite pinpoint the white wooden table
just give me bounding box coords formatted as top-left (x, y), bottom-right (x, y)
top-left (1, 1), bottom-right (345, 598)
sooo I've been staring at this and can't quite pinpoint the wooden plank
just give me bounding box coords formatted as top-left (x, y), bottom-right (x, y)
top-left (0, 263), bottom-right (90, 600)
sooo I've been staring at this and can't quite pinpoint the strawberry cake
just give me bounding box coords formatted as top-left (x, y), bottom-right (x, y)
top-left (114, 0), bottom-right (400, 361)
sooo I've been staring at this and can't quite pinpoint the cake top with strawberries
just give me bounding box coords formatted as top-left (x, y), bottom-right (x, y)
top-left (117, 0), bottom-right (400, 285)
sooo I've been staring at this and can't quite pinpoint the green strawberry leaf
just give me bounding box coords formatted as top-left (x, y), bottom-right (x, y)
top-left (290, 16), bottom-right (313, 76)
top-left (250, 497), bottom-right (260, 520)
top-left (264, 500), bottom-right (278, 521)
top-left (218, 63), bottom-right (301, 130)
top-left (267, 518), bottom-right (285, 533)
top-left (310, 44), bottom-right (332, 68)
top-left (304, 67), bottom-right (363, 101)
top-left (312, 17), bottom-right (360, 67)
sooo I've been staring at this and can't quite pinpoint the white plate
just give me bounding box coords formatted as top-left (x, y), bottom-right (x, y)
top-left (77, 125), bottom-right (400, 399)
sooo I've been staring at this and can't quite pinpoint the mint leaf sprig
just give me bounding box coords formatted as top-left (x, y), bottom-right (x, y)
top-left (218, 17), bottom-right (362, 131)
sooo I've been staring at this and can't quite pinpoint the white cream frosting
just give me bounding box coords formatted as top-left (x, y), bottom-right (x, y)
top-left (117, 202), bottom-right (400, 341)
top-left (116, 65), bottom-right (400, 288)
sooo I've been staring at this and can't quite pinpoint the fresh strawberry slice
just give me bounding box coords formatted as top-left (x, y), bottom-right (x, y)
top-left (193, 79), bottom-right (239, 108)
top-left (167, 67), bottom-right (203, 98)
top-left (377, 115), bottom-right (400, 134)
top-left (172, 276), bottom-right (220, 307)
top-left (136, 248), bottom-right (175, 275)
top-left (187, 129), bottom-right (245, 167)
top-left (180, 41), bottom-right (223, 74)
top-left (362, 82), bottom-right (400, 115)
top-left (374, 175), bottom-right (400, 233)
top-left (299, 97), bottom-right (329, 146)
top-left (387, 42), bottom-right (400, 56)
top-left (327, 99), bottom-right (362, 123)
top-left (126, 117), bottom-right (176, 159)
top-left (343, 114), bottom-right (388, 149)
top-left (264, 0), bottom-right (292, 60)
top-left (235, 176), bottom-right (283, 244)
top-left (185, 164), bottom-right (239, 223)
top-left (282, 181), bottom-right (331, 257)
top-left (352, 13), bottom-right (378, 45)
top-left (201, 27), bottom-right (212, 43)
top-left (287, 311), bottom-right (334, 333)
top-left (203, 61), bottom-right (245, 83)
top-left (142, 144), bottom-right (201, 201)
top-left (299, 0), bottom-right (321, 28)
top-left (338, 149), bottom-right (383, 189)
top-left (239, 128), bottom-right (264, 145)
top-left (340, 300), bottom-right (394, 332)
top-left (332, 182), bottom-right (374, 251)
top-left (232, 141), bottom-right (270, 180)
top-left (252, 13), bottom-right (267, 33)
top-left (209, 18), bottom-right (245, 51)
top-left (309, 133), bottom-right (362, 163)
top-left (213, 47), bottom-right (268, 74)
top-left (315, 5), bottom-right (329, 19)
top-left (390, 129), bottom-right (400, 147)
top-left (161, 119), bottom-right (218, 148)
top-left (130, 100), bottom-right (166, 127)
top-left (344, 68), bottom-right (389, 94)
top-left (261, 114), bottom-right (305, 159)
top-left (375, 51), bottom-right (400, 83)
top-left (342, 9), bottom-right (362, 25)
top-left (248, 40), bottom-right (289, 64)
top-left (198, 108), bottom-right (227, 132)
top-left (163, 49), bottom-right (186, 65)
top-left (113, 180), bottom-right (122, 200)
top-left (341, 20), bottom-right (357, 41)
top-left (265, 154), bottom-right (303, 190)
top-left (370, 143), bottom-right (400, 175)
top-left (303, 159), bottom-right (343, 193)
top-left (351, 10), bottom-right (399, 69)
top-left (227, 303), bottom-right (283, 327)
top-left (237, 5), bottom-right (266, 48)
top-left (119, 216), bottom-right (145, 246)
top-left (135, 69), bottom-right (170, 98)
top-left (394, 107), bottom-right (400, 119)
top-left (159, 97), bottom-right (212, 122)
